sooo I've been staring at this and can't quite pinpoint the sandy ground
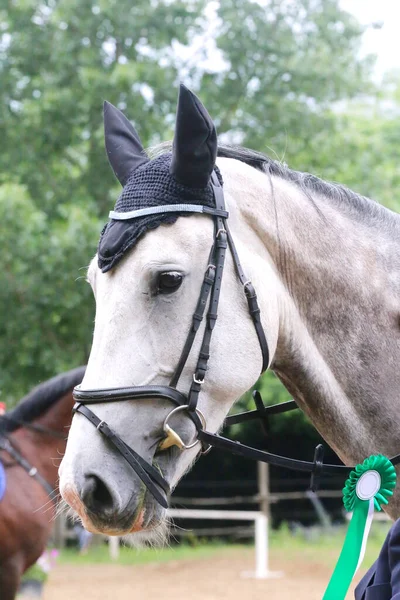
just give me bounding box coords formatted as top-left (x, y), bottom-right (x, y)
top-left (43, 548), bottom-right (364, 600)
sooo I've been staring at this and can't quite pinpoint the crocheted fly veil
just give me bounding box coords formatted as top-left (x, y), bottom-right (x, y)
top-left (98, 84), bottom-right (222, 272)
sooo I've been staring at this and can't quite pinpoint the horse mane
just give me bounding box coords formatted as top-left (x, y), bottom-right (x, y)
top-left (216, 145), bottom-right (387, 221)
top-left (0, 366), bottom-right (86, 433)
top-left (150, 142), bottom-right (395, 225)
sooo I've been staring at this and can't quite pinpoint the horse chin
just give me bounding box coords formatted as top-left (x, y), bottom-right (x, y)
top-left (124, 494), bottom-right (169, 539)
top-left (81, 503), bottom-right (169, 542)
top-left (86, 499), bottom-right (165, 537)
top-left (123, 516), bottom-right (170, 548)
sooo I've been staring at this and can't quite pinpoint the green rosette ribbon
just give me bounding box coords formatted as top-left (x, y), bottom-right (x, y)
top-left (323, 454), bottom-right (396, 600)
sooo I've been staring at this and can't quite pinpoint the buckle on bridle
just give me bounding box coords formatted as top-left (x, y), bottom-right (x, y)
top-left (193, 374), bottom-right (204, 385)
top-left (310, 444), bottom-right (325, 492)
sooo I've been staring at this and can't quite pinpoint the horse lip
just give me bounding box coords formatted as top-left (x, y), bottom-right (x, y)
top-left (75, 485), bottom-right (146, 534)
top-left (129, 509), bottom-right (146, 532)
top-left (84, 505), bottom-right (142, 534)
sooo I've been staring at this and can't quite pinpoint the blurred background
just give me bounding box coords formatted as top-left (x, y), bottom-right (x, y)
top-left (1, 1), bottom-right (399, 597)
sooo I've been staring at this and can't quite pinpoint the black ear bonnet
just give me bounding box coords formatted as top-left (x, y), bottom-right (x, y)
top-left (98, 85), bottom-right (222, 273)
top-left (98, 154), bottom-right (222, 272)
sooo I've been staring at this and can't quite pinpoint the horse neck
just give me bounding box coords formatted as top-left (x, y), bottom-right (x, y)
top-left (11, 391), bottom-right (73, 486)
top-left (228, 160), bottom-right (400, 477)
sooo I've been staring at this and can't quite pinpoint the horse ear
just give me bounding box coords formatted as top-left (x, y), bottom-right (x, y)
top-left (170, 84), bottom-right (217, 188)
top-left (103, 101), bottom-right (149, 186)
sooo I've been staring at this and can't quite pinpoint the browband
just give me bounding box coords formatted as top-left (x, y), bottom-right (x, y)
top-left (109, 205), bottom-right (229, 221)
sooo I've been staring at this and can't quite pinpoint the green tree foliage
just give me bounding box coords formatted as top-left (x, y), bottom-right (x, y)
top-left (202, 0), bottom-right (374, 153)
top-left (0, 0), bottom-right (372, 215)
top-left (0, 184), bottom-right (100, 399)
top-left (292, 72), bottom-right (400, 212)
top-left (0, 0), bottom-right (397, 405)
top-left (1, 0), bottom-right (206, 399)
top-left (0, 0), bottom-right (204, 215)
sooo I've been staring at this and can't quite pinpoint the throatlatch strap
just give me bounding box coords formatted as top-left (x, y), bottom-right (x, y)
top-left (73, 403), bottom-right (170, 508)
top-left (225, 224), bottom-right (269, 372)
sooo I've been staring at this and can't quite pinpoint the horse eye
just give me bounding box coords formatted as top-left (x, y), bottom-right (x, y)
top-left (157, 271), bottom-right (183, 295)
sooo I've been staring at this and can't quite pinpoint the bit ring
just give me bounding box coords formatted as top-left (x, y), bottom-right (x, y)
top-left (162, 405), bottom-right (206, 450)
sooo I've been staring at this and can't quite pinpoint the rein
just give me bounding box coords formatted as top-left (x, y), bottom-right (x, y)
top-left (72, 171), bottom-right (400, 509)
top-left (0, 414), bottom-right (66, 501)
top-left (0, 432), bottom-right (56, 499)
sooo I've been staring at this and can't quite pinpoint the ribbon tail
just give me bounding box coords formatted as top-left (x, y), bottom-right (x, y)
top-left (323, 498), bottom-right (373, 600)
top-left (356, 497), bottom-right (375, 573)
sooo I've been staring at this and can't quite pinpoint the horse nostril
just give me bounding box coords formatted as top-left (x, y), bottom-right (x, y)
top-left (81, 474), bottom-right (114, 513)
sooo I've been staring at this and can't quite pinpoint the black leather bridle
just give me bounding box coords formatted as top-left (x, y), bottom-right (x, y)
top-left (0, 427), bottom-right (58, 500)
top-left (73, 173), bottom-right (400, 509)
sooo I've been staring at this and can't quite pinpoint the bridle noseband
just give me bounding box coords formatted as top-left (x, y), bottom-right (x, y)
top-left (73, 173), bottom-right (400, 509)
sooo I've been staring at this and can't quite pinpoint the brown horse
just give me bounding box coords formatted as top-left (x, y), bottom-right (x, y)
top-left (0, 366), bottom-right (85, 600)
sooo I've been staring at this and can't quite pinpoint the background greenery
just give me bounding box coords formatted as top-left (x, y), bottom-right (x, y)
top-left (1, 0), bottom-right (399, 421)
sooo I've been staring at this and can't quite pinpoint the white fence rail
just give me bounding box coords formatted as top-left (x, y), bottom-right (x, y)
top-left (168, 509), bottom-right (274, 579)
top-left (108, 509), bottom-right (280, 579)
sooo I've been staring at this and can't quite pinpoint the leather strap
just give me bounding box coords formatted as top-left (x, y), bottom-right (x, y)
top-left (0, 434), bottom-right (56, 499)
top-left (73, 403), bottom-right (170, 508)
top-left (109, 205), bottom-right (229, 221)
top-left (197, 429), bottom-right (400, 477)
top-left (74, 385), bottom-right (188, 406)
top-left (225, 224), bottom-right (269, 372)
top-left (73, 385), bottom-right (204, 432)
top-left (186, 174), bottom-right (228, 413)
top-left (187, 226), bottom-right (227, 412)
top-left (197, 429), bottom-right (353, 474)
top-left (225, 398), bottom-right (298, 426)
top-left (169, 263), bottom-right (216, 388)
